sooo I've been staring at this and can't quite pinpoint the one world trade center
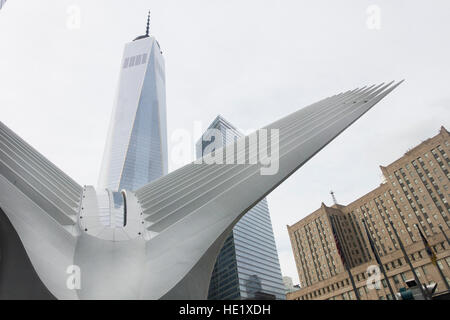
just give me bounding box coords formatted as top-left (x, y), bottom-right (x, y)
top-left (98, 12), bottom-right (168, 226)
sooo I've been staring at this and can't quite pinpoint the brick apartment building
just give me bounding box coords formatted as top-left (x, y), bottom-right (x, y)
top-left (287, 126), bottom-right (450, 300)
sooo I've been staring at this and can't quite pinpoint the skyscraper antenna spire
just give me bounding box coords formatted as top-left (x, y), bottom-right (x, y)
top-left (133, 10), bottom-right (152, 41)
top-left (146, 10), bottom-right (151, 36)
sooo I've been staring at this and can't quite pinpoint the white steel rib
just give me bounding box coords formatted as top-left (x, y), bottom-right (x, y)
top-left (0, 81), bottom-right (402, 299)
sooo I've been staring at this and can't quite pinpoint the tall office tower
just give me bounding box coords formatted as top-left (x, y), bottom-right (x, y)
top-left (98, 13), bottom-right (168, 225)
top-left (196, 115), bottom-right (286, 300)
top-left (287, 126), bottom-right (450, 300)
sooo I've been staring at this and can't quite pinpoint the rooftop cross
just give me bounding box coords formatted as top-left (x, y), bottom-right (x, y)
top-left (330, 191), bottom-right (338, 205)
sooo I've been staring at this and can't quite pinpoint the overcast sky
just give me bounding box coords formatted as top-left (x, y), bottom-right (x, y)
top-left (1, 0), bottom-right (449, 285)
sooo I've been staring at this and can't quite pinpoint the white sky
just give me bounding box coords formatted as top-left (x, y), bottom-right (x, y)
top-left (1, 0), bottom-right (449, 285)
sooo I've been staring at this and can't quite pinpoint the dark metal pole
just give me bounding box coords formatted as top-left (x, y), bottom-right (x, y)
top-left (416, 224), bottom-right (450, 291)
top-left (439, 225), bottom-right (450, 247)
top-left (346, 268), bottom-right (360, 300)
top-left (330, 216), bottom-right (360, 300)
top-left (362, 219), bottom-right (397, 300)
top-left (436, 263), bottom-right (450, 291)
top-left (389, 221), bottom-right (429, 300)
top-left (434, 258), bottom-right (450, 291)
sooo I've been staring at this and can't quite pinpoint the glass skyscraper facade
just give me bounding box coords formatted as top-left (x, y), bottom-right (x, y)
top-left (196, 116), bottom-right (285, 300)
top-left (98, 33), bottom-right (168, 226)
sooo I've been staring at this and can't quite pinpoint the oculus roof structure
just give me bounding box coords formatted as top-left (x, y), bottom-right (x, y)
top-left (0, 81), bottom-right (403, 299)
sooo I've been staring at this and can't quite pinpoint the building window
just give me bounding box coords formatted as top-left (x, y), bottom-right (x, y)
top-left (135, 54), bottom-right (142, 65)
top-left (393, 275), bottom-right (400, 284)
top-left (129, 56), bottom-right (136, 66)
top-left (422, 265), bottom-right (428, 276)
top-left (401, 273), bottom-right (407, 282)
top-left (359, 287), bottom-right (364, 296)
top-left (415, 268), bottom-right (421, 278)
